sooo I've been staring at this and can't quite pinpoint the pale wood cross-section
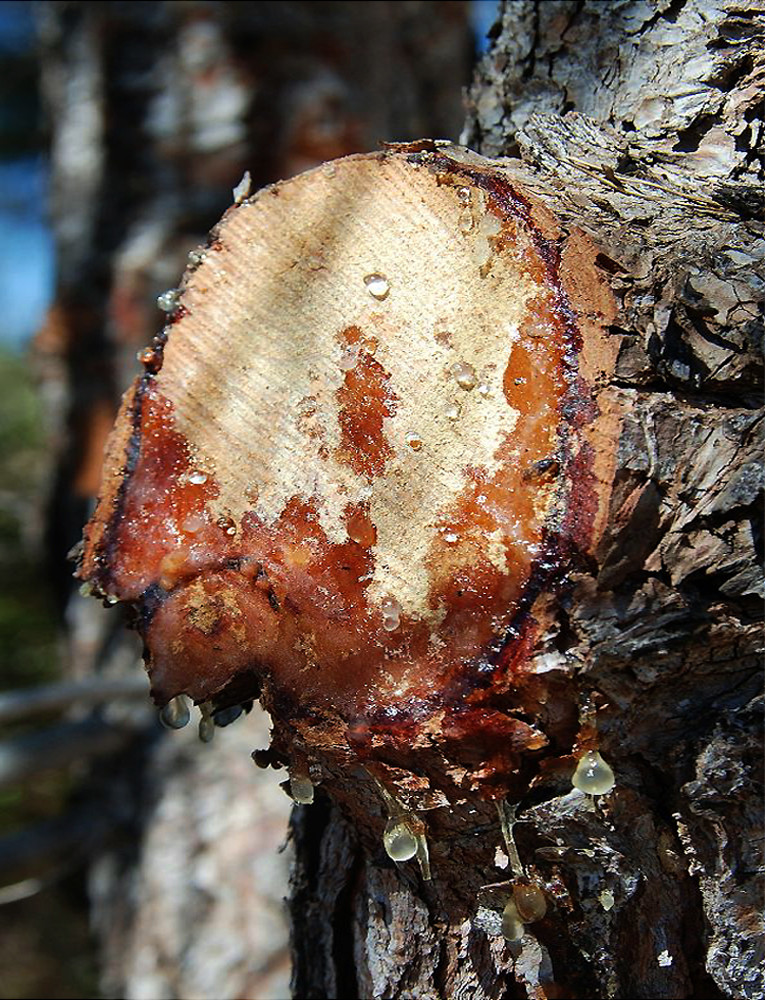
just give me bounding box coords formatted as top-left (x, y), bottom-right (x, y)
top-left (81, 143), bottom-right (618, 740)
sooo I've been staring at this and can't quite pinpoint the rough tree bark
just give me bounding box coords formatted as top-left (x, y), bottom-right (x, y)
top-left (76, 1), bottom-right (763, 999)
top-left (278, 3), bottom-right (762, 998)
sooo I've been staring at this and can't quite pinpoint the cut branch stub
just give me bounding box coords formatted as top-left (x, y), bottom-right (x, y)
top-left (79, 141), bottom-right (617, 797)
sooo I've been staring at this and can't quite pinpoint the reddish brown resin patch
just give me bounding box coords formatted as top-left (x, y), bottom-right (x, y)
top-left (335, 326), bottom-right (398, 480)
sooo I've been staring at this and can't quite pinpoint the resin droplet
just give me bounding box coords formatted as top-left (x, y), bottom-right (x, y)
top-left (188, 470), bottom-right (208, 485)
top-left (157, 289), bottom-right (180, 313)
top-left (383, 818), bottom-right (418, 862)
top-left (599, 888), bottom-right (615, 911)
top-left (232, 169), bottom-right (251, 203)
top-left (364, 273), bottom-right (390, 300)
top-left (182, 513), bottom-right (206, 534)
top-left (459, 208), bottom-right (474, 234)
top-left (290, 774), bottom-right (315, 805)
top-left (501, 898), bottom-right (525, 942)
top-left (159, 548), bottom-right (190, 591)
top-left (188, 248), bottom-right (206, 265)
top-left (512, 883), bottom-right (547, 923)
top-left (452, 362), bottom-right (477, 391)
top-left (347, 511), bottom-right (377, 548)
top-left (338, 346), bottom-right (359, 370)
top-left (572, 750), bottom-right (615, 795)
top-left (479, 213), bottom-right (502, 238)
top-left (526, 317), bottom-right (552, 340)
top-left (406, 432), bottom-right (423, 451)
top-left (199, 714), bottom-right (215, 743)
top-left (381, 596), bottom-right (401, 632)
top-left (160, 695), bottom-right (190, 730)
top-left (457, 187), bottom-right (474, 233)
top-left (444, 402), bottom-right (460, 421)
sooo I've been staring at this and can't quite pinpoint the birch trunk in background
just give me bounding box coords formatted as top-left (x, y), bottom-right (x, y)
top-left (287, 2), bottom-right (764, 998)
top-left (34, 4), bottom-right (470, 998)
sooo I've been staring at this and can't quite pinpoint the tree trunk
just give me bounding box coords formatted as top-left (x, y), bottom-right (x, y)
top-left (55, 1), bottom-right (763, 999)
top-left (283, 3), bottom-right (764, 998)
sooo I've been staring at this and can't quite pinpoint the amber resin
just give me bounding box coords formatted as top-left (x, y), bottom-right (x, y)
top-left (79, 142), bottom-right (617, 793)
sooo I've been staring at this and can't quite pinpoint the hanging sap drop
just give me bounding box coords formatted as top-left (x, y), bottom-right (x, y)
top-left (232, 170), bottom-right (251, 203)
top-left (381, 595), bottom-right (401, 632)
top-left (501, 898), bottom-right (525, 942)
top-left (160, 695), bottom-right (190, 730)
top-left (198, 714), bottom-right (215, 743)
top-left (383, 818), bottom-right (418, 862)
top-left (290, 773), bottom-right (315, 805)
top-left (512, 882), bottom-right (547, 923)
top-left (364, 273), bottom-right (390, 300)
top-left (599, 888), bottom-right (615, 911)
top-left (157, 289), bottom-right (180, 313)
top-left (572, 750), bottom-right (615, 795)
top-left (452, 362), bottom-right (477, 391)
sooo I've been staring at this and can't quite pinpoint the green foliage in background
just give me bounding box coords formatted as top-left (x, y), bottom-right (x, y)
top-left (0, 348), bottom-right (98, 999)
top-left (0, 347), bottom-right (60, 691)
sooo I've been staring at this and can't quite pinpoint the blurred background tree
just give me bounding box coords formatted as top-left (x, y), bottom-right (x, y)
top-left (0, 3), bottom-right (480, 996)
